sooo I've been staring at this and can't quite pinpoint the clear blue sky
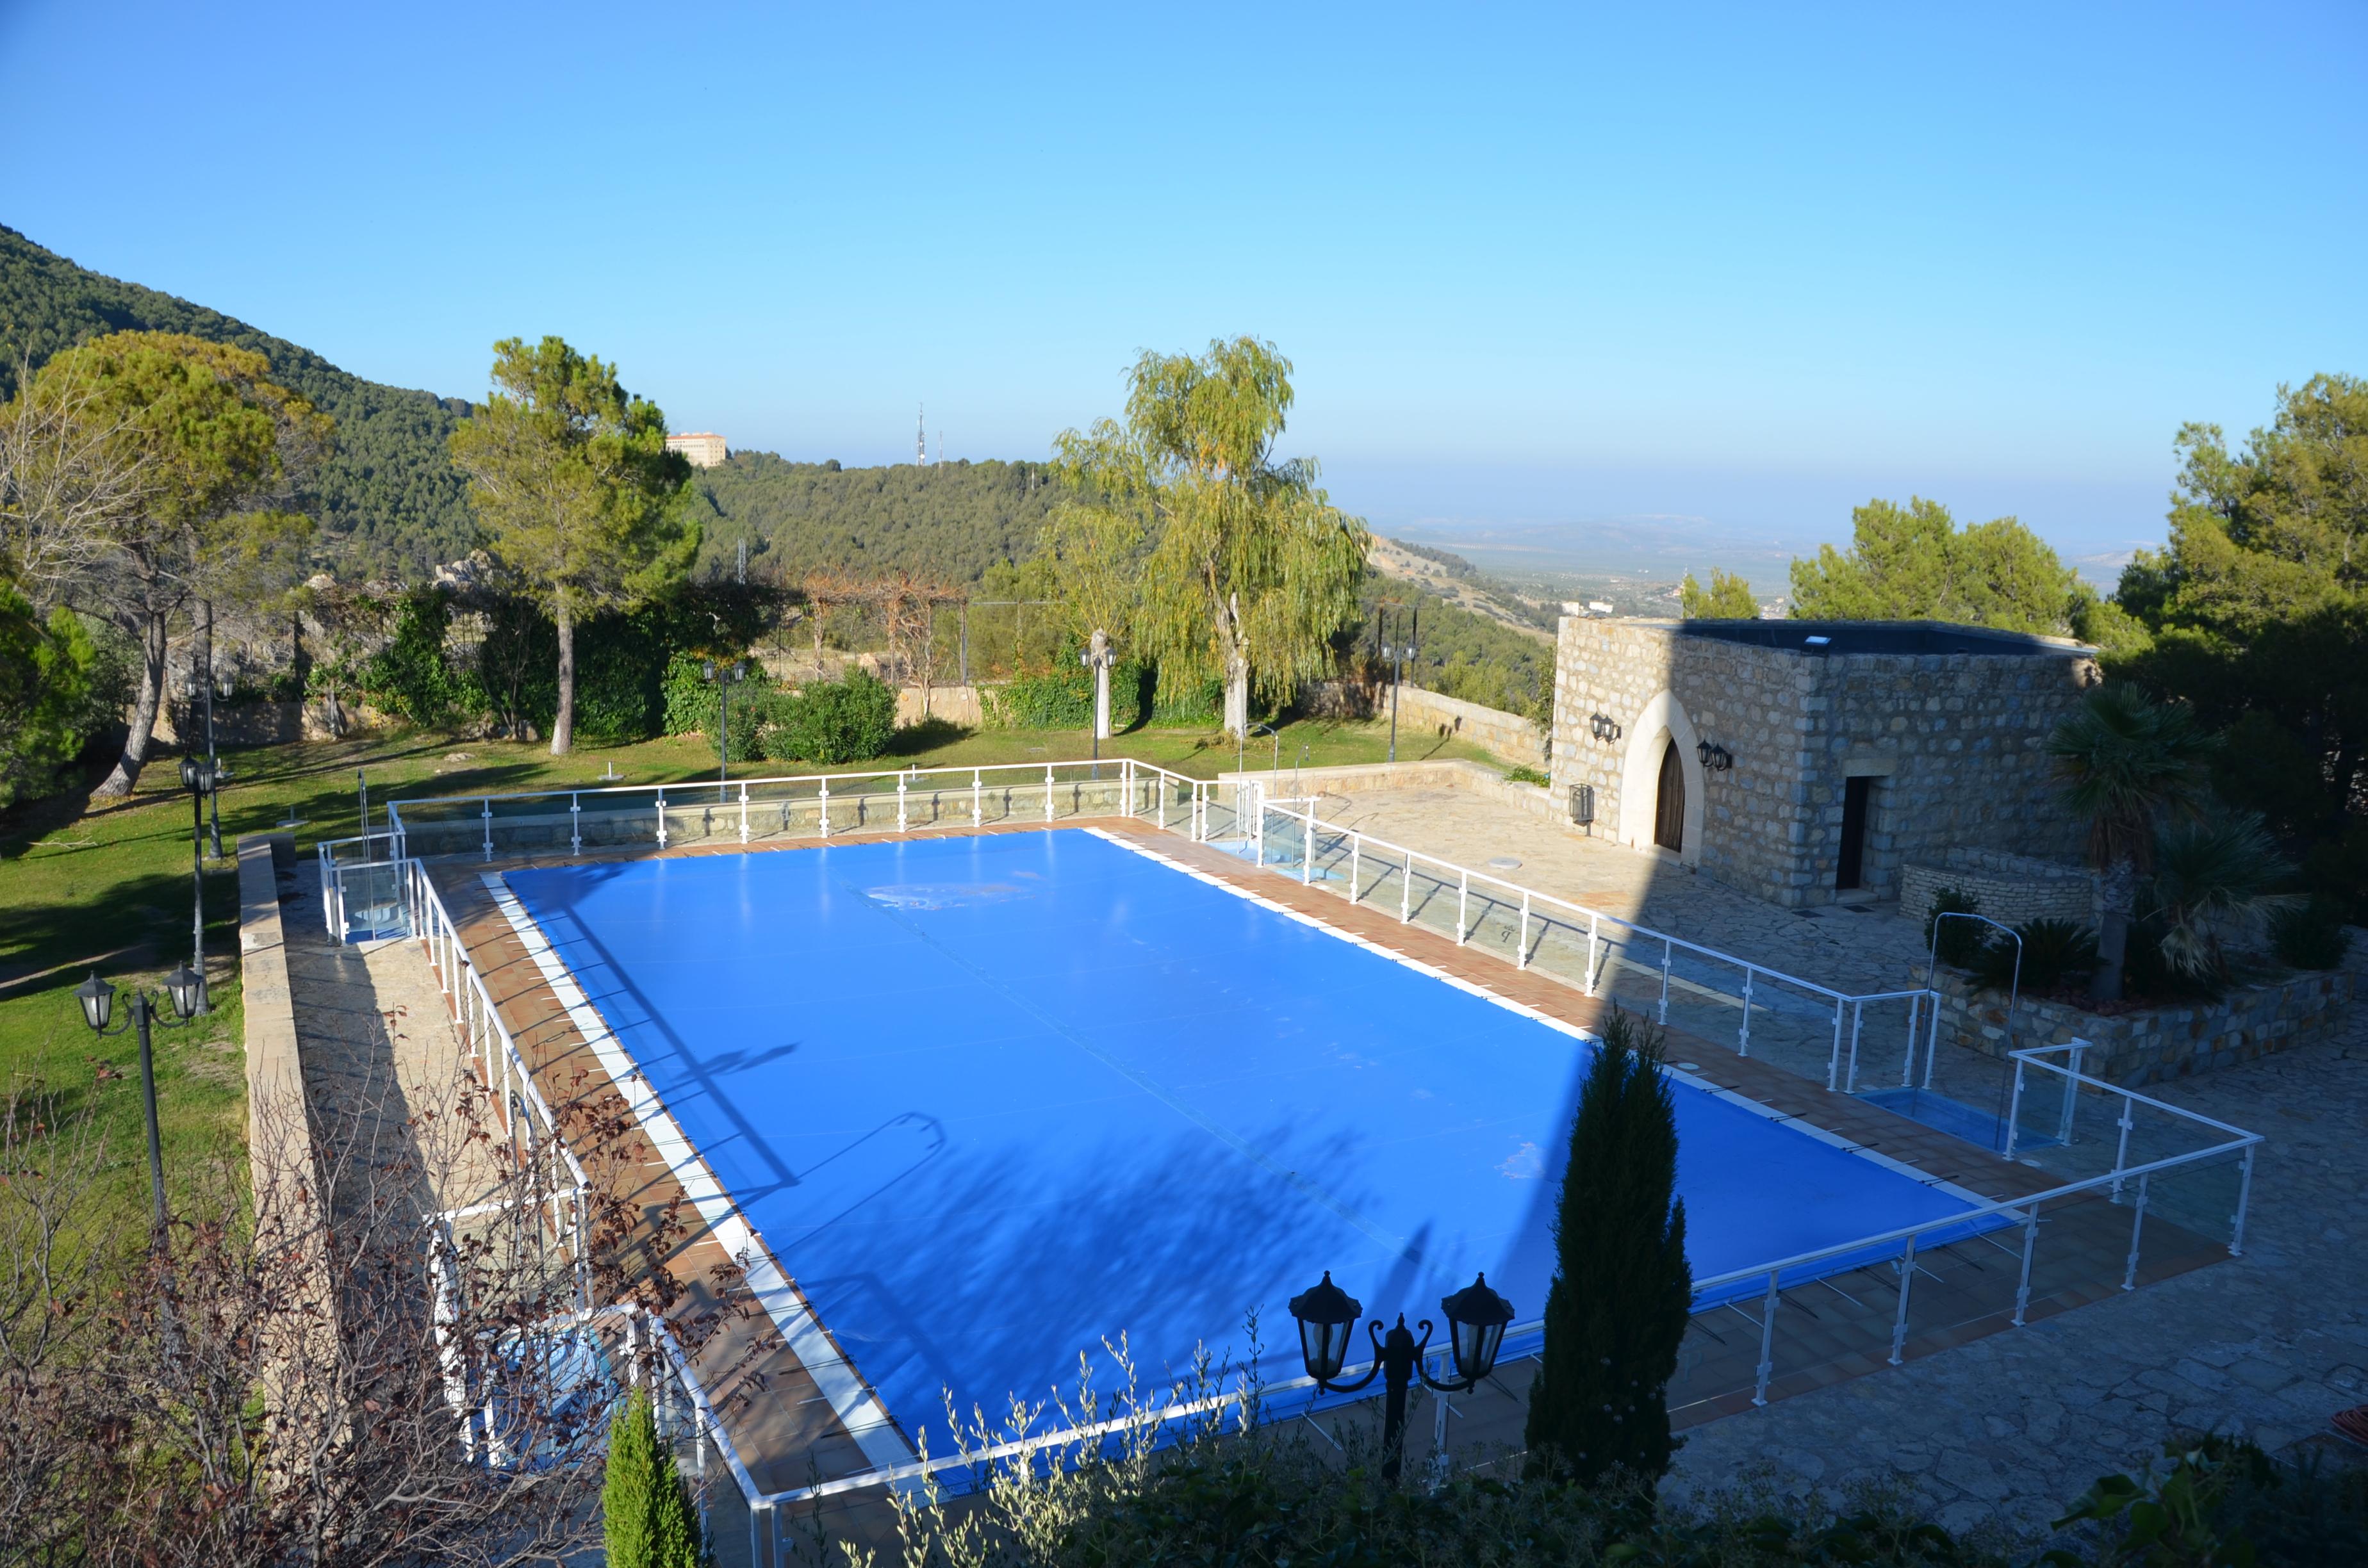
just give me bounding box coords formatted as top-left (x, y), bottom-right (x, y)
top-left (3, 2), bottom-right (2362, 576)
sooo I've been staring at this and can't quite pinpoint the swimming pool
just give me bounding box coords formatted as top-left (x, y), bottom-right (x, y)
top-left (497, 828), bottom-right (1991, 1455)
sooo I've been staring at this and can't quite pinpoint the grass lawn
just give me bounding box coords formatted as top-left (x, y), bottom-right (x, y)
top-left (0, 713), bottom-right (1509, 1223)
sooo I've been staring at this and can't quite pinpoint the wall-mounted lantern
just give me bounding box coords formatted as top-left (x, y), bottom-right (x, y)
top-left (1588, 712), bottom-right (1622, 742)
top-left (1696, 739), bottom-right (1733, 772)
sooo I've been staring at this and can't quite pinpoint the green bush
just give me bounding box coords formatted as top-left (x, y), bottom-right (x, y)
top-left (2271, 895), bottom-right (2353, 971)
top-left (602, 1387), bottom-right (705, 1568)
top-left (1504, 764), bottom-right (1550, 787)
top-left (1971, 918), bottom-right (2098, 994)
top-left (0, 592), bottom-right (119, 808)
top-left (660, 653), bottom-right (768, 764)
top-left (983, 655), bottom-right (1147, 730)
top-left (361, 589), bottom-right (484, 725)
top-left (1924, 887), bottom-right (1986, 967)
top-left (773, 669), bottom-right (895, 765)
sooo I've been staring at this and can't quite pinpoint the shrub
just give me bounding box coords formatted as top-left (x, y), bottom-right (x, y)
top-left (2271, 895), bottom-right (2353, 971)
top-left (983, 654), bottom-right (1147, 730)
top-left (660, 653), bottom-right (768, 764)
top-left (1971, 918), bottom-right (2098, 993)
top-left (361, 588), bottom-right (484, 725)
top-left (773, 668), bottom-right (895, 765)
top-left (1527, 1006), bottom-right (1690, 1485)
top-left (1504, 764), bottom-right (1550, 787)
top-left (602, 1387), bottom-right (705, 1568)
top-left (1924, 887), bottom-right (1986, 967)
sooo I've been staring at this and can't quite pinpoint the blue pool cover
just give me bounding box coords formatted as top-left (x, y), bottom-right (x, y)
top-left (503, 829), bottom-right (1987, 1451)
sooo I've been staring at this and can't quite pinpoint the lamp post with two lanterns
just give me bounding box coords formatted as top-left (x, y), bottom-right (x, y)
top-left (704, 659), bottom-right (748, 803)
top-left (74, 965), bottom-right (206, 1247)
top-left (1287, 1268), bottom-right (1516, 1484)
top-left (177, 755), bottom-right (217, 1014)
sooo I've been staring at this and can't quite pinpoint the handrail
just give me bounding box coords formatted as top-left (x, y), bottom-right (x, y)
top-left (387, 757), bottom-right (1206, 815)
top-left (1267, 799), bottom-right (1867, 1006)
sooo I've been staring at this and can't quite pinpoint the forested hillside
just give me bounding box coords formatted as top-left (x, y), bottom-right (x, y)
top-left (691, 452), bottom-right (1065, 584)
top-left (0, 224), bottom-right (478, 579)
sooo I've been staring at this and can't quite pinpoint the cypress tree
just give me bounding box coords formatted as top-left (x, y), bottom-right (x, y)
top-left (605, 1386), bottom-right (709, 1568)
top-left (1524, 1005), bottom-right (1693, 1485)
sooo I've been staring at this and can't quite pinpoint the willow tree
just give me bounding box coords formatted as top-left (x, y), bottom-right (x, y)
top-left (1055, 338), bottom-right (1367, 737)
top-left (449, 338), bottom-right (695, 753)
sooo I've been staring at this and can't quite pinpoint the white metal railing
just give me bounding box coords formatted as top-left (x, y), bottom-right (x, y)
top-left (1243, 795), bottom-right (1945, 1093)
top-left (383, 758), bottom-right (1256, 863)
top-left (1693, 1038), bottom-right (2260, 1408)
top-left (363, 762), bottom-right (2263, 1536)
top-left (398, 857), bottom-right (593, 1300)
top-left (317, 833), bottom-right (409, 942)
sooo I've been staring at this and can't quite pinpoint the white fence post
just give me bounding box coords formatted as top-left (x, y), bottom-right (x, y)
top-left (1044, 764), bottom-right (1056, 823)
top-left (481, 797), bottom-right (493, 862)
top-left (2110, 1093), bottom-right (2135, 1198)
top-left (1518, 892), bottom-right (1531, 970)
top-left (1401, 850), bottom-right (1412, 923)
top-left (1900, 992), bottom-right (1920, 1086)
top-left (1889, 1235), bottom-right (1918, 1365)
top-left (818, 778), bottom-right (830, 838)
top-left (1456, 870), bottom-right (1469, 945)
top-left (1657, 939), bottom-right (1672, 1024)
top-left (2123, 1172), bottom-right (2150, 1291)
top-left (898, 772), bottom-right (909, 833)
top-left (2011, 1207), bottom-right (2040, 1326)
top-left (1753, 1272), bottom-right (1778, 1406)
top-left (1349, 838), bottom-right (1361, 904)
top-left (1826, 1001), bottom-right (1845, 1091)
top-left (2230, 1144), bottom-right (2255, 1256)
top-left (1738, 969), bottom-right (1755, 1056)
top-left (655, 787), bottom-right (669, 847)
top-left (1584, 913), bottom-right (1599, 996)
top-left (2002, 1059), bottom-right (2028, 1160)
top-left (1301, 805), bottom-right (1315, 885)
top-left (739, 783), bottom-right (750, 844)
top-left (1844, 1001), bottom-right (1865, 1093)
top-left (570, 794), bottom-right (582, 855)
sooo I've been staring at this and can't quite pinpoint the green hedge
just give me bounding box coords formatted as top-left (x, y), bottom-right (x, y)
top-left (982, 658), bottom-right (1221, 730)
top-left (769, 669), bottom-right (894, 765)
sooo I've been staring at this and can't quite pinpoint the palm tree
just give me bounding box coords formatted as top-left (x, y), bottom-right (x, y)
top-left (2045, 683), bottom-right (2216, 1000)
top-left (2150, 812), bottom-right (2298, 980)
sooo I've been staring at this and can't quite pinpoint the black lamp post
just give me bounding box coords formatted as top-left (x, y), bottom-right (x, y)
top-left (76, 965), bottom-right (204, 1246)
top-left (1288, 1270), bottom-right (1516, 1483)
top-left (185, 652), bottom-right (226, 860)
top-left (176, 755), bottom-right (216, 1015)
top-left (703, 660), bottom-right (747, 803)
top-left (1373, 608), bottom-right (1419, 764)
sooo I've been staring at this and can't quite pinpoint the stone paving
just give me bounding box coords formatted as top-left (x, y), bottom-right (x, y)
top-left (1308, 785), bottom-right (2368, 1540)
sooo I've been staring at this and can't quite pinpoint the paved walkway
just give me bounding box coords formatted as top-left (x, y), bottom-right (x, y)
top-left (1306, 785), bottom-right (2368, 1540)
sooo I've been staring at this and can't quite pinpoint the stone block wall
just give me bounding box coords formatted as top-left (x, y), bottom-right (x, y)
top-left (1390, 685), bottom-right (1546, 765)
top-left (1549, 617), bottom-right (2098, 908)
top-left (1928, 964), bottom-right (2356, 1087)
top-left (1900, 849), bottom-right (2096, 930)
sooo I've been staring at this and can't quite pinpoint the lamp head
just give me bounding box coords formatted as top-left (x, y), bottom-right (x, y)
top-left (163, 963), bottom-right (205, 1021)
top-left (1438, 1272), bottom-right (1516, 1384)
top-left (1287, 1271), bottom-right (1363, 1385)
top-left (76, 971), bottom-right (115, 1033)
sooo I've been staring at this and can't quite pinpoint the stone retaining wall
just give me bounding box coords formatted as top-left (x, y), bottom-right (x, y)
top-left (1927, 963), bottom-right (2356, 1086)
top-left (1222, 758), bottom-right (1576, 833)
top-left (1901, 849), bottom-right (2096, 929)
top-left (1302, 682), bottom-right (1546, 764)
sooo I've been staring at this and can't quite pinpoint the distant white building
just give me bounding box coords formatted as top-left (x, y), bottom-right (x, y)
top-left (667, 432), bottom-right (728, 468)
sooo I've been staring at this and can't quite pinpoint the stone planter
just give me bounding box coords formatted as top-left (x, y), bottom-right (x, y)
top-left (1924, 963), bottom-right (2355, 1087)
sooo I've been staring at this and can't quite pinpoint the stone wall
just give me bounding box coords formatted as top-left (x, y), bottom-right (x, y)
top-left (153, 698), bottom-right (384, 746)
top-left (1928, 964), bottom-right (2356, 1087)
top-left (1389, 685), bottom-right (1546, 765)
top-left (1548, 618), bottom-right (2096, 908)
top-left (1900, 849), bottom-right (2097, 929)
top-left (1220, 757), bottom-right (1575, 831)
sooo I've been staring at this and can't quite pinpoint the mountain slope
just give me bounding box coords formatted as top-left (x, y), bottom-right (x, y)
top-left (0, 223), bottom-right (477, 580)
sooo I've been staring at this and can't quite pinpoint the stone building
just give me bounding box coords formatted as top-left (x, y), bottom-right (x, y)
top-left (666, 432), bottom-right (728, 468)
top-left (1547, 617), bottom-right (2100, 909)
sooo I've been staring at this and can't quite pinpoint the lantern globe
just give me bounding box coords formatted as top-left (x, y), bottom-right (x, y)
top-left (1439, 1272), bottom-right (1515, 1383)
top-left (76, 972), bottom-right (115, 1033)
top-left (1287, 1271), bottom-right (1363, 1385)
top-left (163, 963), bottom-right (205, 1020)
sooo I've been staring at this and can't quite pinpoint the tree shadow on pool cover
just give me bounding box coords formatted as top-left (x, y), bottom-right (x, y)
top-left (791, 1116), bottom-right (1382, 1448)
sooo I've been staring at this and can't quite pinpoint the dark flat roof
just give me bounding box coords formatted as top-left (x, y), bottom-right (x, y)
top-left (1678, 619), bottom-right (2086, 658)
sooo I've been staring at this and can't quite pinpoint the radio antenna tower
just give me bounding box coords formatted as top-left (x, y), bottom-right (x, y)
top-left (936, 430), bottom-right (943, 466)
top-left (916, 405), bottom-right (926, 466)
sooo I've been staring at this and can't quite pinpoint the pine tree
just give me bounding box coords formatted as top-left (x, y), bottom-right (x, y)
top-left (605, 1387), bottom-right (708, 1568)
top-left (1525, 1005), bottom-right (1693, 1485)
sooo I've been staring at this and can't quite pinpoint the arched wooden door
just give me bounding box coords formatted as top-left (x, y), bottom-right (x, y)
top-left (1653, 739), bottom-right (1686, 852)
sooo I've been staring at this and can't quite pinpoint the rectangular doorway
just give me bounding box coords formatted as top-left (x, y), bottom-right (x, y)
top-left (1836, 775), bottom-right (1872, 890)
